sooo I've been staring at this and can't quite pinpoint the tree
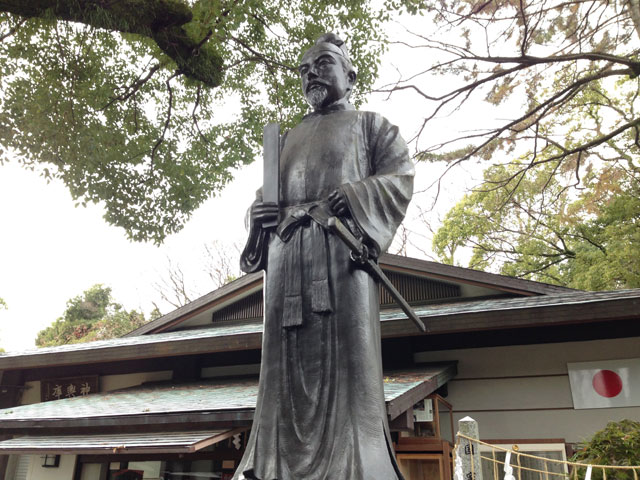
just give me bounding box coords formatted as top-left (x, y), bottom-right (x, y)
top-left (433, 160), bottom-right (640, 288)
top-left (379, 0), bottom-right (640, 286)
top-left (383, 0), bottom-right (640, 178)
top-left (0, 1), bottom-right (387, 243)
top-left (571, 420), bottom-right (640, 480)
top-left (35, 284), bottom-right (156, 347)
top-left (0, 298), bottom-right (6, 310)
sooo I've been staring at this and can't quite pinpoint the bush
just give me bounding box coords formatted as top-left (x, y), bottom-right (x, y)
top-left (571, 420), bottom-right (640, 480)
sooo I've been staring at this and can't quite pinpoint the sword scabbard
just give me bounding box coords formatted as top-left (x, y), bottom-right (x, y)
top-left (327, 216), bottom-right (427, 333)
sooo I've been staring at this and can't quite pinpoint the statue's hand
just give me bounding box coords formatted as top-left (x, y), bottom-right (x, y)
top-left (328, 188), bottom-right (348, 216)
top-left (251, 202), bottom-right (279, 227)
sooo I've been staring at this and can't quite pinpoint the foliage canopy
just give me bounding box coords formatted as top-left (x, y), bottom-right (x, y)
top-left (35, 284), bottom-right (156, 347)
top-left (433, 161), bottom-right (640, 289)
top-left (0, 0), bottom-right (386, 243)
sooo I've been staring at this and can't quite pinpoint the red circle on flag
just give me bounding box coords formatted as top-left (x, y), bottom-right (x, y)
top-left (592, 370), bottom-right (623, 398)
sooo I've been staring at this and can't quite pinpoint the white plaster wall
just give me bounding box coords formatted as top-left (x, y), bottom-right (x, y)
top-left (19, 381), bottom-right (40, 405)
top-left (97, 370), bottom-right (172, 392)
top-left (414, 337), bottom-right (640, 443)
top-left (27, 455), bottom-right (76, 480)
top-left (449, 407), bottom-right (640, 443)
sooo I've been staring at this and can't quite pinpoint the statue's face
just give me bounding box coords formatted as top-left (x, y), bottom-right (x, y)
top-left (299, 49), bottom-right (354, 110)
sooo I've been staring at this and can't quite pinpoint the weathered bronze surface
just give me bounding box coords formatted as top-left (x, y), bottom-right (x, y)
top-left (236, 33), bottom-right (415, 480)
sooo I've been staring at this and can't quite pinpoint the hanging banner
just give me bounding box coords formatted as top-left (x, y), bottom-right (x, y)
top-left (568, 358), bottom-right (640, 409)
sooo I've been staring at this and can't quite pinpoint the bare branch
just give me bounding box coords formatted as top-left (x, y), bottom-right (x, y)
top-left (229, 35), bottom-right (296, 72)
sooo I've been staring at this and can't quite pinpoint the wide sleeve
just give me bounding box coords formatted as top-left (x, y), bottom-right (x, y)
top-left (341, 113), bottom-right (414, 255)
top-left (240, 189), bottom-right (268, 273)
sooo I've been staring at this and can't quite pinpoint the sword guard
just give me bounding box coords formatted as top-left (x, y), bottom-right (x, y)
top-left (350, 244), bottom-right (369, 265)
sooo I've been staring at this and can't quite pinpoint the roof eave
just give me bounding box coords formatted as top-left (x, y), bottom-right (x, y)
top-left (2, 291), bottom-right (639, 372)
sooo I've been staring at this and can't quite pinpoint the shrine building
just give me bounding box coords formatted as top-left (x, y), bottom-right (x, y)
top-left (0, 254), bottom-right (638, 480)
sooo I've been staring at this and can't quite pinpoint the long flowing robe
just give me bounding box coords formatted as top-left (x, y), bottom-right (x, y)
top-left (235, 103), bottom-right (414, 480)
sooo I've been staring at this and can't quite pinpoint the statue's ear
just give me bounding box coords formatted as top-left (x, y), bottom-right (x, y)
top-left (348, 71), bottom-right (357, 85)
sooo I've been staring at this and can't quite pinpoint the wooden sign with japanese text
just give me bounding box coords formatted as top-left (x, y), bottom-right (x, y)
top-left (41, 375), bottom-right (99, 402)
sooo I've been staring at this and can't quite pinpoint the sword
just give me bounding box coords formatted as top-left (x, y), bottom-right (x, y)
top-left (327, 216), bottom-right (427, 333)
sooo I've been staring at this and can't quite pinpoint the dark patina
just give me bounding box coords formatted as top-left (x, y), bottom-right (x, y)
top-left (235, 33), bottom-right (415, 480)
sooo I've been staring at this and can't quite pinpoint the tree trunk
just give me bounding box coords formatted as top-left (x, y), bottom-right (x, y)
top-left (0, 0), bottom-right (223, 87)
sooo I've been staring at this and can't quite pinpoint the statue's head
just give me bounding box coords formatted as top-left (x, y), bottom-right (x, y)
top-left (299, 33), bottom-right (357, 110)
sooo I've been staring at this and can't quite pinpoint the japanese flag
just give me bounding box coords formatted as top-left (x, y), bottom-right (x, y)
top-left (568, 358), bottom-right (640, 409)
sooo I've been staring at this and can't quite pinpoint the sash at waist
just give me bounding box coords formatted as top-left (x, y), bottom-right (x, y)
top-left (277, 202), bottom-right (329, 242)
top-left (277, 202), bottom-right (333, 327)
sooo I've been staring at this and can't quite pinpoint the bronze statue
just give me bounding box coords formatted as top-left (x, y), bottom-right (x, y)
top-left (236, 33), bottom-right (414, 480)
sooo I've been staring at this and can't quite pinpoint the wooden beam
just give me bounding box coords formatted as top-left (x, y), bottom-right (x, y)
top-left (386, 363), bottom-right (457, 421)
top-left (389, 410), bottom-right (414, 432)
top-left (78, 449), bottom-right (245, 463)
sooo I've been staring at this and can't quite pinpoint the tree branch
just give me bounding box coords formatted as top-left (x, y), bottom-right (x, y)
top-left (0, 15), bottom-right (26, 42)
top-left (102, 62), bottom-right (163, 110)
top-left (0, 0), bottom-right (224, 86)
top-left (150, 70), bottom-right (179, 163)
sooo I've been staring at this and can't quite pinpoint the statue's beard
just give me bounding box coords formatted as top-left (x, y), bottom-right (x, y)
top-left (305, 85), bottom-right (328, 109)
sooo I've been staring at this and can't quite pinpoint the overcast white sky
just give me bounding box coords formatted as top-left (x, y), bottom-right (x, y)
top-left (0, 19), bottom-right (493, 352)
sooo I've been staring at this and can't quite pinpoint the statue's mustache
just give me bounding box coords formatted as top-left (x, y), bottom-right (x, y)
top-left (306, 81), bottom-right (329, 93)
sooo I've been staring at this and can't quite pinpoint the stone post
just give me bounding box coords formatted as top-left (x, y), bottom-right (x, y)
top-left (455, 416), bottom-right (483, 480)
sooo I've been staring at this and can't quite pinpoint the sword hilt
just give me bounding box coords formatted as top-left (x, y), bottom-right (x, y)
top-left (350, 244), bottom-right (369, 265)
top-left (327, 216), bottom-right (364, 256)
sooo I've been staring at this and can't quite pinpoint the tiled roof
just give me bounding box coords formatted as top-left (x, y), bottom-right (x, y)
top-left (2, 289), bottom-right (638, 370)
top-left (380, 288), bottom-right (640, 322)
top-left (7, 321), bottom-right (262, 359)
top-left (0, 364), bottom-right (456, 425)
